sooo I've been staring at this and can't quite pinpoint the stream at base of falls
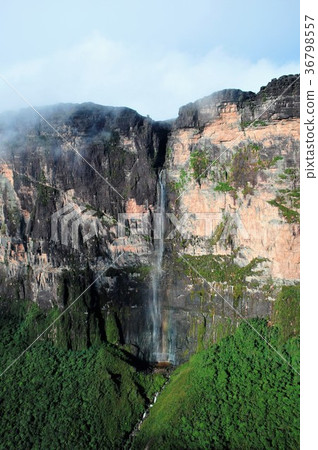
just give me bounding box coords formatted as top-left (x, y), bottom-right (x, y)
top-left (124, 364), bottom-right (174, 449)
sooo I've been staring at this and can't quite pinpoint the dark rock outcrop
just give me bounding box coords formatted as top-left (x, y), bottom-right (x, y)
top-left (175, 74), bottom-right (300, 129)
top-left (176, 89), bottom-right (256, 128)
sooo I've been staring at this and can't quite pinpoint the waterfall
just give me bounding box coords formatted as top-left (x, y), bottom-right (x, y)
top-left (149, 170), bottom-right (166, 362)
top-left (148, 170), bottom-right (175, 364)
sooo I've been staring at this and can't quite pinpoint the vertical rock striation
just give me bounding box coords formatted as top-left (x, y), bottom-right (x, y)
top-left (0, 75), bottom-right (300, 363)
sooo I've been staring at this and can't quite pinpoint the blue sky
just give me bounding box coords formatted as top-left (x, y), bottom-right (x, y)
top-left (0, 0), bottom-right (300, 119)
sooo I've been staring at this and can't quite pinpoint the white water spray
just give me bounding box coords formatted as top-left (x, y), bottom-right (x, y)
top-left (149, 170), bottom-right (166, 361)
top-left (149, 170), bottom-right (175, 363)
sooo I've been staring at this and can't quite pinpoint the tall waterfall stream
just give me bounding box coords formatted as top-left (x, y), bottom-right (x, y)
top-left (149, 170), bottom-right (175, 364)
top-left (150, 170), bottom-right (165, 362)
top-left (125, 171), bottom-right (176, 448)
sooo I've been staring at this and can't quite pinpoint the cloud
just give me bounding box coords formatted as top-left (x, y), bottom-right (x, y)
top-left (0, 33), bottom-right (299, 120)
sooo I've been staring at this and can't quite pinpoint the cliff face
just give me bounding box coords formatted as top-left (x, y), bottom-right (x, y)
top-left (0, 103), bottom-right (169, 290)
top-left (157, 75), bottom-right (299, 361)
top-left (167, 74), bottom-right (299, 280)
top-left (0, 75), bottom-right (299, 363)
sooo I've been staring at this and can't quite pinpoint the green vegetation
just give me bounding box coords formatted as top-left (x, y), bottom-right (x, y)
top-left (241, 119), bottom-right (268, 129)
top-left (257, 155), bottom-right (284, 170)
top-left (277, 187), bottom-right (300, 209)
top-left (242, 183), bottom-right (254, 196)
top-left (106, 311), bottom-right (121, 344)
top-left (135, 265), bottom-right (152, 279)
top-left (267, 199), bottom-right (300, 224)
top-left (166, 147), bottom-right (173, 159)
top-left (133, 319), bottom-right (299, 449)
top-left (0, 282), bottom-right (300, 449)
top-left (3, 205), bottom-right (20, 236)
top-left (37, 171), bottom-right (56, 205)
top-left (196, 319), bottom-right (207, 352)
top-left (189, 149), bottom-right (211, 184)
top-left (56, 268), bottom-right (105, 350)
top-left (288, 189), bottom-right (300, 208)
top-left (230, 143), bottom-right (262, 190)
top-left (268, 164), bottom-right (300, 223)
top-left (253, 119), bottom-right (267, 127)
top-left (172, 168), bottom-right (190, 193)
top-left (227, 144), bottom-right (286, 196)
top-left (1, 186), bottom-right (21, 235)
top-left (209, 217), bottom-right (228, 246)
top-left (281, 168), bottom-right (300, 190)
top-left (214, 181), bottom-right (234, 192)
top-left (212, 317), bottom-right (238, 343)
top-left (172, 142), bottom-right (285, 197)
top-left (0, 297), bottom-right (165, 449)
top-left (83, 204), bottom-right (117, 224)
top-left (180, 253), bottom-right (266, 285)
top-left (0, 222), bottom-right (6, 235)
top-left (271, 155), bottom-right (284, 164)
top-left (117, 264), bottom-right (152, 280)
top-left (273, 284), bottom-right (300, 343)
top-left (284, 168), bottom-right (297, 176)
top-left (180, 254), bottom-right (267, 300)
top-left (241, 120), bottom-right (251, 129)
